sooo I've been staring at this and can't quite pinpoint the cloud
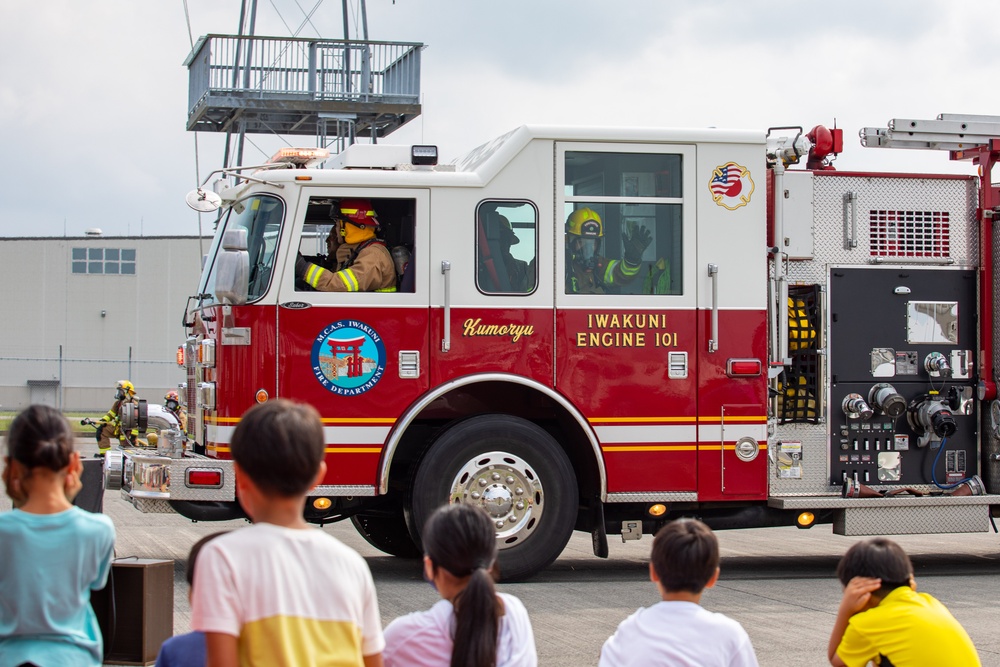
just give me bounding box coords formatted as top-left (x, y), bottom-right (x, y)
top-left (0, 0), bottom-right (998, 236)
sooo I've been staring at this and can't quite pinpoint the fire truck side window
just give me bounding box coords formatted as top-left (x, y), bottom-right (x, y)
top-left (564, 152), bottom-right (683, 296)
top-left (201, 195), bottom-right (284, 303)
top-left (297, 196), bottom-right (416, 293)
top-left (476, 201), bottom-right (538, 295)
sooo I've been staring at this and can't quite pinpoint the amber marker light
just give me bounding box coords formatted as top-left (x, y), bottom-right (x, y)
top-left (312, 497), bottom-right (332, 510)
top-left (255, 389), bottom-right (268, 403)
top-left (176, 346), bottom-right (185, 366)
top-left (648, 504), bottom-right (667, 517)
top-left (796, 511), bottom-right (816, 529)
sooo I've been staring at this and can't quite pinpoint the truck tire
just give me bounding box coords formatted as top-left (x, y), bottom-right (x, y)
top-left (408, 414), bottom-right (578, 581)
top-left (351, 511), bottom-right (422, 559)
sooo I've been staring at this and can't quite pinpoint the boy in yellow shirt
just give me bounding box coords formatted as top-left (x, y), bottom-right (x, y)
top-left (827, 537), bottom-right (980, 667)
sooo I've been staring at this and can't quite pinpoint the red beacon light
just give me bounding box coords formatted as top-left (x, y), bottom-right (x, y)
top-left (806, 124), bottom-right (843, 170)
top-left (268, 147), bottom-right (330, 168)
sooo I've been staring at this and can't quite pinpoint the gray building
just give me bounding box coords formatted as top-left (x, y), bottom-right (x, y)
top-left (1, 235), bottom-right (209, 412)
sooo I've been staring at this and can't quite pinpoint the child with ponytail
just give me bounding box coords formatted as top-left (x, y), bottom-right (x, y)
top-left (0, 405), bottom-right (116, 667)
top-left (384, 503), bottom-right (537, 667)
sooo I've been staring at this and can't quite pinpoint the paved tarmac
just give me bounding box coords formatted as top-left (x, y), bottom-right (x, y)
top-left (2, 439), bottom-right (1000, 665)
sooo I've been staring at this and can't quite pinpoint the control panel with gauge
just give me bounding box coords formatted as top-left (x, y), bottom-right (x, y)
top-left (828, 267), bottom-right (977, 487)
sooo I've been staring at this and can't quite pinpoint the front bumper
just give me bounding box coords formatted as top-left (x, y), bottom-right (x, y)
top-left (119, 448), bottom-right (236, 513)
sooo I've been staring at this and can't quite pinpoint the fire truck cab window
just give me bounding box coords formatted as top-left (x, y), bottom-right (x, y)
top-left (201, 195), bottom-right (284, 303)
top-left (564, 151), bottom-right (682, 296)
top-left (296, 196), bottom-right (416, 293)
top-left (476, 201), bottom-right (538, 295)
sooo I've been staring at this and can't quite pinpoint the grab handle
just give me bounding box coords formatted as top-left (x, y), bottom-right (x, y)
top-left (843, 191), bottom-right (858, 249)
top-left (708, 263), bottom-right (719, 353)
top-left (441, 260), bottom-right (452, 353)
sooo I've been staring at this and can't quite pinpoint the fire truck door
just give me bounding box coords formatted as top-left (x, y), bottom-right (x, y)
top-left (555, 142), bottom-right (701, 496)
top-left (695, 145), bottom-right (768, 501)
top-left (429, 199), bottom-right (554, 386)
top-left (275, 188), bottom-right (431, 490)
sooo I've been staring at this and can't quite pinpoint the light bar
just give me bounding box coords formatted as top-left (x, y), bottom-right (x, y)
top-left (268, 147), bottom-right (330, 167)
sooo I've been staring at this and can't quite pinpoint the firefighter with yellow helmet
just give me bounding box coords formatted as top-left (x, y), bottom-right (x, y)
top-left (96, 380), bottom-right (138, 456)
top-left (565, 208), bottom-right (652, 294)
top-left (295, 198), bottom-right (397, 292)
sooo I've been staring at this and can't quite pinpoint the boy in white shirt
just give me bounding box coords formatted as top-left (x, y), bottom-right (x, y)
top-left (600, 518), bottom-right (758, 667)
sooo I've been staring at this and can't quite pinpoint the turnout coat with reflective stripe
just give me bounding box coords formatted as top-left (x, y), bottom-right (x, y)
top-left (304, 241), bottom-right (396, 292)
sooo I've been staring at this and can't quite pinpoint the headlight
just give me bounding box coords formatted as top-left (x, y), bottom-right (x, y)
top-left (199, 382), bottom-right (216, 410)
top-left (199, 339), bottom-right (216, 368)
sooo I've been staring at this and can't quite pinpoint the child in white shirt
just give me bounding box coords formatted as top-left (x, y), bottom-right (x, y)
top-left (600, 518), bottom-right (758, 667)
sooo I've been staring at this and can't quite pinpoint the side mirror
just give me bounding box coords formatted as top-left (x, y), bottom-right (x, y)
top-left (185, 188), bottom-right (222, 213)
top-left (215, 228), bottom-right (249, 305)
top-left (222, 228), bottom-right (248, 252)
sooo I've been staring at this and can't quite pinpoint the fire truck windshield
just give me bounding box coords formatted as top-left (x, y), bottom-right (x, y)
top-left (198, 194), bottom-right (285, 304)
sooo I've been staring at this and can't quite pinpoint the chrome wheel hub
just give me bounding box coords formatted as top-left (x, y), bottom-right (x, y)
top-left (448, 451), bottom-right (543, 549)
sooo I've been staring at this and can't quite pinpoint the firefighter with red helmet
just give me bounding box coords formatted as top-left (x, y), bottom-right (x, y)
top-left (295, 198), bottom-right (397, 292)
top-left (164, 390), bottom-right (188, 432)
top-left (565, 208), bottom-right (652, 294)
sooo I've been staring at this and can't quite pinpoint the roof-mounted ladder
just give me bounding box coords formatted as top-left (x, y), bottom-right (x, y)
top-left (861, 113), bottom-right (1000, 152)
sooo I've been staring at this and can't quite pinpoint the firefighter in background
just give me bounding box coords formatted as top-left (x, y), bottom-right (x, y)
top-left (565, 208), bottom-right (652, 294)
top-left (164, 390), bottom-right (187, 432)
top-left (479, 213), bottom-right (536, 293)
top-left (498, 215), bottom-right (535, 292)
top-left (96, 380), bottom-right (138, 456)
top-left (295, 198), bottom-right (397, 292)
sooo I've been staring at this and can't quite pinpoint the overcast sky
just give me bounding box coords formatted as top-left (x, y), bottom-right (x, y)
top-left (2, 0), bottom-right (999, 237)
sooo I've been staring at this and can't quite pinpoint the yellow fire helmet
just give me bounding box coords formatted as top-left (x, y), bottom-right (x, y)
top-left (566, 208), bottom-right (603, 237)
top-left (116, 380), bottom-right (136, 399)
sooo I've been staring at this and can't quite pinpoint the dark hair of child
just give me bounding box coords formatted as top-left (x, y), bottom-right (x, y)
top-left (836, 537), bottom-right (913, 597)
top-left (650, 518), bottom-right (720, 594)
top-left (7, 405), bottom-right (75, 471)
top-left (230, 399), bottom-right (325, 497)
top-left (422, 504), bottom-right (502, 667)
top-left (186, 532), bottom-right (228, 587)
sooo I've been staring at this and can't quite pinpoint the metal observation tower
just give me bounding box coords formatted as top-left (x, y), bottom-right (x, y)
top-left (183, 0), bottom-right (423, 167)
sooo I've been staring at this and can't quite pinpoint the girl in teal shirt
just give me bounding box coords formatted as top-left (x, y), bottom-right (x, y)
top-left (0, 405), bottom-right (116, 667)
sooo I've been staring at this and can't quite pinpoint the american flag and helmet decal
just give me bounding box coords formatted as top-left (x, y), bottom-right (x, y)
top-left (708, 162), bottom-right (755, 210)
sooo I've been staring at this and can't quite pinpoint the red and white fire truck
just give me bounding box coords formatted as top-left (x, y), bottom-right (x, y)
top-left (115, 114), bottom-right (1000, 580)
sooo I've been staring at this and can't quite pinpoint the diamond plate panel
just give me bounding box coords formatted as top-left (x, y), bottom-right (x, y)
top-left (833, 504), bottom-right (988, 536)
top-left (770, 422), bottom-right (834, 496)
top-left (769, 494), bottom-right (997, 509)
top-left (313, 485), bottom-right (377, 497)
top-left (772, 174), bottom-right (978, 498)
top-left (605, 492), bottom-right (697, 503)
top-left (121, 493), bottom-right (176, 514)
top-left (168, 458), bottom-right (236, 502)
top-left (811, 174), bottom-right (977, 267)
